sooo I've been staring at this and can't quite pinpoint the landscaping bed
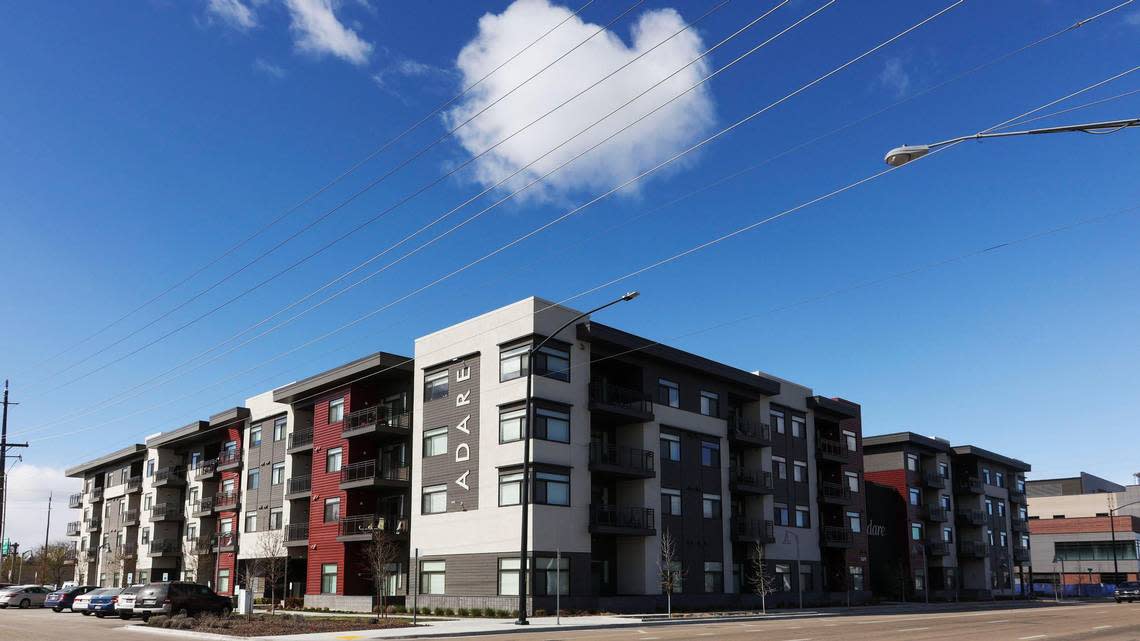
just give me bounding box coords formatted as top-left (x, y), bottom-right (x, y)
top-left (145, 612), bottom-right (412, 636)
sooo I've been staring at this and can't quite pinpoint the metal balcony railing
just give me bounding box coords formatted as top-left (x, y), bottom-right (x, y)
top-left (588, 381), bottom-right (653, 415)
top-left (90, 487), bottom-right (104, 502)
top-left (727, 417), bottom-right (773, 445)
top-left (343, 407), bottom-right (412, 436)
top-left (154, 466), bottom-right (185, 485)
top-left (287, 475), bottom-right (311, 495)
top-left (217, 449), bottom-right (242, 469)
top-left (149, 539), bottom-right (178, 556)
top-left (957, 477), bottom-right (984, 494)
top-left (288, 429), bottom-right (313, 450)
top-left (214, 490), bottom-right (240, 510)
top-left (956, 508), bottom-right (986, 526)
top-left (126, 476), bottom-right (143, 492)
top-left (588, 442), bottom-right (655, 476)
top-left (923, 471), bottom-right (947, 489)
top-left (86, 518), bottom-right (102, 532)
top-left (285, 522), bottom-right (309, 542)
top-left (731, 466), bottom-right (775, 492)
top-left (213, 532), bottom-right (236, 551)
top-left (821, 481), bottom-right (852, 503)
top-left (340, 459), bottom-right (410, 485)
top-left (817, 438), bottom-right (850, 462)
top-left (822, 526), bottom-right (854, 547)
top-left (193, 459), bottom-right (218, 480)
top-left (731, 518), bottom-right (776, 542)
top-left (151, 503), bottom-right (183, 520)
top-left (66, 521), bottom-right (82, 536)
top-left (589, 505), bottom-right (655, 533)
top-left (122, 508), bottom-right (140, 524)
top-left (68, 493), bottom-right (83, 509)
top-left (925, 505), bottom-right (949, 522)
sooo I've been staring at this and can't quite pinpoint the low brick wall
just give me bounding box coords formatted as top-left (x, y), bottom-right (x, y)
top-left (304, 594), bottom-right (373, 613)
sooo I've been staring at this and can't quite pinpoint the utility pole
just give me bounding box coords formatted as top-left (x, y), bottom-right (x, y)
top-left (0, 380), bottom-right (29, 561)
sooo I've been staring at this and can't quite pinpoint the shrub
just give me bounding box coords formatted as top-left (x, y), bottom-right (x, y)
top-left (534, 608), bottom-right (547, 617)
top-left (495, 609), bottom-right (509, 618)
top-left (444, 608), bottom-right (455, 616)
top-left (176, 618), bottom-right (195, 630)
top-left (147, 615), bottom-right (170, 628)
top-left (457, 607), bottom-right (469, 617)
top-left (385, 604), bottom-right (397, 615)
top-left (420, 606), bottom-right (432, 615)
top-left (394, 604), bottom-right (406, 614)
top-left (433, 606), bottom-right (447, 616)
top-left (482, 607), bottom-right (496, 618)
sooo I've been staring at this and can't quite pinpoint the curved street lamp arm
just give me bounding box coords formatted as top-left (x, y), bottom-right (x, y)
top-left (926, 117), bottom-right (1140, 150)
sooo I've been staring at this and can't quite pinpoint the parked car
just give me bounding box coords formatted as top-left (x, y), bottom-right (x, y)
top-left (112, 585), bottom-right (146, 619)
top-left (1116, 581), bottom-right (1140, 603)
top-left (87, 587), bottom-right (125, 618)
top-left (74, 588), bottom-right (115, 615)
top-left (45, 585), bottom-right (97, 612)
top-left (133, 582), bottom-right (232, 619)
top-left (0, 585), bottom-right (52, 608)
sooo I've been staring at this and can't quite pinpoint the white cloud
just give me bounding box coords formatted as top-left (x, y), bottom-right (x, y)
top-left (2, 464), bottom-right (79, 550)
top-left (253, 57), bottom-right (287, 79)
top-left (878, 57), bottom-right (911, 98)
top-left (1126, 10), bottom-right (1140, 26)
top-left (284, 0), bottom-right (373, 66)
top-left (443, 0), bottom-right (716, 201)
top-left (206, 0), bottom-right (257, 31)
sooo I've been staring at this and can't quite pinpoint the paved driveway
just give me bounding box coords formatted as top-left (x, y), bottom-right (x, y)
top-left (0, 606), bottom-right (144, 640)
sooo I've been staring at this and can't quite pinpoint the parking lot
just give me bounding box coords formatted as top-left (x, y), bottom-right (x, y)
top-left (0, 606), bottom-right (144, 640)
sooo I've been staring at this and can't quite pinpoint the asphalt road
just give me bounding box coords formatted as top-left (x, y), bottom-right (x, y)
top-left (0, 606), bottom-right (143, 640)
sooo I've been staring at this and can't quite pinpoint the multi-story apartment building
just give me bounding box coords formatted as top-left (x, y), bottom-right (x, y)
top-left (65, 445), bottom-right (147, 586)
top-left (864, 433), bottom-right (1032, 600)
top-left (65, 295), bottom-right (870, 612)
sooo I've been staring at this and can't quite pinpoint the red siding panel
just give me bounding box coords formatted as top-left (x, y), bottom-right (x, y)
top-left (306, 388), bottom-right (351, 596)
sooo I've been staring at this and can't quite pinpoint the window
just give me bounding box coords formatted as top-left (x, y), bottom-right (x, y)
top-left (273, 417), bottom-right (286, 441)
top-left (423, 427), bottom-right (448, 456)
top-left (940, 495), bottom-right (952, 510)
top-left (326, 447), bottom-right (343, 473)
top-left (190, 452), bottom-right (201, 470)
top-left (987, 527), bottom-right (995, 546)
top-left (424, 369), bottom-right (449, 400)
top-left (911, 522), bottom-right (924, 541)
top-left (535, 556), bottom-right (569, 596)
top-left (702, 493), bottom-right (722, 519)
top-left (146, 459), bottom-right (155, 477)
top-left (272, 462), bottom-right (285, 485)
top-left (662, 489), bottom-right (681, 516)
top-left (908, 487), bottom-right (921, 506)
top-left (665, 561), bottom-right (683, 593)
top-left (800, 565), bottom-right (813, 592)
top-left (500, 344), bottom-right (529, 382)
top-left (774, 503), bottom-right (789, 526)
top-left (499, 408), bottom-right (525, 443)
top-left (270, 508), bottom-right (283, 530)
top-left (534, 407), bottom-right (570, 442)
top-left (847, 511), bottom-right (862, 533)
top-left (771, 410), bottom-right (785, 434)
top-left (914, 568), bottom-right (926, 592)
top-left (773, 456), bottom-right (787, 480)
top-left (795, 506), bottom-right (810, 528)
top-left (1016, 476), bottom-right (1026, 492)
top-left (1000, 531), bottom-right (1008, 547)
top-left (660, 433), bottom-right (681, 462)
top-left (222, 478), bottom-right (235, 493)
top-left (793, 461), bottom-right (807, 483)
top-left (700, 441), bottom-right (720, 468)
top-left (943, 527), bottom-right (953, 543)
top-left (218, 569), bottom-right (231, 594)
top-left (775, 564), bottom-right (792, 591)
top-left (997, 501), bottom-right (1006, 517)
top-left (141, 528), bottom-right (150, 545)
top-left (323, 497), bottom-right (341, 523)
top-left (843, 429), bottom-right (857, 452)
top-left (845, 471), bottom-right (860, 493)
top-left (906, 454), bottom-right (919, 472)
top-left (534, 343), bottom-right (570, 381)
top-left (995, 471), bottom-right (1005, 488)
top-left (250, 425), bottom-right (262, 447)
top-left (938, 462), bottom-right (949, 479)
top-left (186, 524), bottom-right (197, 541)
top-left (321, 563), bottom-right (338, 594)
top-left (498, 558), bottom-right (521, 595)
top-left (422, 485), bottom-right (447, 514)
top-left (699, 391), bottom-right (719, 417)
top-left (534, 472), bottom-right (570, 506)
top-left (704, 562), bottom-right (723, 593)
top-left (499, 472), bottom-right (523, 506)
top-left (247, 468), bottom-right (260, 490)
top-left (420, 560), bottom-right (445, 594)
top-left (245, 511), bottom-right (257, 532)
top-left (658, 379), bottom-right (679, 408)
top-left (982, 467), bottom-right (992, 485)
top-left (328, 398), bottom-right (344, 423)
top-left (792, 417), bottom-right (805, 438)
top-left (985, 498), bottom-right (994, 515)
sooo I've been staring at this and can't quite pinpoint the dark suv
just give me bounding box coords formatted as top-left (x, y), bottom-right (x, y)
top-left (1115, 581), bottom-right (1140, 603)
top-left (133, 582), bottom-right (232, 619)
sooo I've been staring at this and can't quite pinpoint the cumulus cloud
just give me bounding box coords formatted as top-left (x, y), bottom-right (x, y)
top-left (878, 57), bottom-right (911, 97)
top-left (284, 0), bottom-right (373, 66)
top-left (443, 0), bottom-right (716, 201)
top-left (253, 57), bottom-right (287, 79)
top-left (206, 0), bottom-right (258, 31)
top-left (2, 464), bottom-right (80, 548)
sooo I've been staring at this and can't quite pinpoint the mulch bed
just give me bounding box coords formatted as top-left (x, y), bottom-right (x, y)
top-left (147, 613), bottom-right (412, 637)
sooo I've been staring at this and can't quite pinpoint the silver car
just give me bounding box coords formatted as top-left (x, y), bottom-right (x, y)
top-left (0, 585), bottom-right (52, 608)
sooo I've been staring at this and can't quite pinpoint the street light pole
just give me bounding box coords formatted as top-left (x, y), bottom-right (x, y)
top-left (516, 292), bottom-right (640, 625)
top-left (1106, 498), bottom-right (1140, 585)
top-left (883, 117), bottom-right (1140, 166)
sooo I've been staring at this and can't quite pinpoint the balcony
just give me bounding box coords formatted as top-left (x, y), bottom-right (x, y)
top-left (86, 519), bottom-right (102, 532)
top-left (122, 508), bottom-right (140, 527)
top-left (926, 540), bottom-right (951, 556)
top-left (727, 417), bottom-right (772, 447)
top-left (83, 548), bottom-right (99, 563)
top-left (217, 449), bottom-right (242, 472)
top-left (68, 493), bottom-right (83, 509)
top-left (66, 521), bottom-right (82, 536)
top-left (151, 503), bottom-right (184, 521)
top-left (1011, 516), bottom-right (1029, 531)
top-left (731, 467), bottom-right (775, 495)
top-left (148, 539), bottom-right (179, 557)
top-left (816, 438), bottom-right (850, 464)
top-left (820, 481), bottom-right (852, 505)
top-left (588, 443), bottom-right (655, 479)
top-left (335, 514), bottom-right (407, 542)
top-left (212, 532), bottom-right (236, 552)
top-left (588, 381), bottom-right (654, 422)
top-left (339, 460), bottom-right (410, 490)
top-left (191, 498), bottom-right (215, 517)
top-left (1009, 489), bottom-right (1027, 504)
top-left (958, 540), bottom-right (987, 558)
top-left (342, 407), bottom-right (412, 440)
top-left (153, 466), bottom-right (185, 487)
top-left (1013, 546), bottom-right (1031, 562)
top-left (214, 491), bottom-right (240, 512)
top-left (193, 460), bottom-right (219, 481)
top-left (120, 542), bottom-right (138, 559)
top-left (126, 476), bottom-right (143, 493)
top-left (588, 504), bottom-right (656, 536)
top-left (956, 508), bottom-right (986, 526)
top-left (924, 505), bottom-right (950, 522)
top-left (731, 518), bottom-right (775, 544)
top-left (90, 487), bottom-right (104, 502)
top-left (956, 477), bottom-right (983, 494)
top-left (287, 429), bottom-right (314, 453)
top-left (285, 475), bottom-right (312, 500)
top-left (822, 526), bottom-right (854, 548)
top-left (923, 472), bottom-right (947, 489)
top-left (285, 523), bottom-right (309, 546)
top-left (63, 550), bottom-right (78, 565)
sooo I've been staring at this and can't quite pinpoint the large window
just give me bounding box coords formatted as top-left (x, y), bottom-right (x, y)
top-left (702, 493), bottom-right (721, 519)
top-left (321, 563), bottom-right (337, 594)
top-left (661, 489), bottom-right (681, 516)
top-left (328, 398), bottom-right (344, 424)
top-left (499, 406), bottom-right (526, 443)
top-left (771, 409), bottom-right (785, 434)
top-left (658, 379), bottom-right (679, 408)
top-left (845, 471), bottom-right (860, 493)
top-left (273, 417), bottom-right (286, 441)
top-left (704, 562), bottom-right (723, 593)
top-left (535, 556), bottom-right (569, 596)
top-left (499, 472), bottom-right (523, 506)
top-left (271, 462), bottom-right (285, 485)
top-left (424, 370), bottom-right (449, 400)
top-left (908, 487), bottom-right (921, 506)
top-left (791, 417), bottom-right (805, 438)
top-left (774, 503), bottom-right (789, 526)
top-left (534, 344), bottom-right (570, 381)
top-left (534, 407), bottom-right (570, 442)
top-left (245, 511), bottom-right (257, 532)
top-left (906, 454), bottom-right (919, 472)
top-left (250, 425), bottom-right (262, 447)
top-left (660, 433), bottom-right (680, 462)
top-left (773, 456), bottom-right (787, 480)
top-left (795, 505), bottom-right (810, 528)
top-left (323, 497), bottom-right (340, 523)
top-left (793, 461), bottom-right (807, 483)
top-left (534, 472), bottom-right (570, 506)
top-left (423, 427), bottom-right (448, 456)
top-left (911, 522), bottom-right (924, 541)
top-left (700, 440), bottom-right (720, 468)
top-left (218, 569), bottom-right (231, 594)
top-left (850, 566), bottom-right (865, 591)
top-left (422, 485), bottom-right (447, 514)
top-left (269, 508), bottom-right (283, 530)
top-left (699, 391), bottom-right (719, 417)
top-left (247, 468), bottom-right (260, 490)
top-left (420, 561), bottom-right (445, 594)
top-left (326, 447), bottom-right (343, 473)
top-left (847, 511), bottom-right (861, 533)
top-left (498, 558), bottom-right (521, 596)
top-left (775, 564), bottom-right (791, 591)
top-left (500, 344), bottom-right (529, 382)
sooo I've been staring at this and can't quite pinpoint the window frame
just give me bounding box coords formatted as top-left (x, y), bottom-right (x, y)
top-left (499, 407), bottom-right (525, 443)
top-left (657, 378), bottom-right (679, 408)
top-left (660, 433), bottom-right (681, 462)
top-left (498, 472), bottom-right (524, 507)
top-left (699, 390), bottom-right (720, 417)
top-left (661, 488), bottom-right (682, 516)
top-left (424, 369), bottom-right (449, 401)
top-left (423, 427), bottom-right (448, 457)
top-left (320, 563), bottom-right (338, 594)
top-left (533, 471), bottom-right (570, 506)
top-left (328, 397), bottom-right (345, 424)
top-left (420, 561), bottom-right (446, 594)
top-left (700, 440), bottom-right (720, 468)
top-left (326, 447), bottom-right (343, 473)
top-left (422, 484), bottom-right (447, 514)
top-left (323, 497), bottom-right (341, 523)
top-left (702, 493), bottom-right (722, 520)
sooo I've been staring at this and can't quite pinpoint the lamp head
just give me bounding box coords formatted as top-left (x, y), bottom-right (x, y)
top-left (884, 144), bottom-right (930, 167)
top-left (621, 291), bottom-right (640, 302)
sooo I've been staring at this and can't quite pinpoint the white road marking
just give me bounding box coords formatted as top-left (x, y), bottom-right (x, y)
top-left (782, 638), bottom-right (812, 641)
top-left (1019, 636), bottom-right (1048, 640)
top-left (897, 627), bottom-right (931, 632)
top-left (987, 620), bottom-right (1011, 624)
top-left (696, 633), bottom-right (716, 637)
top-left (1093, 625), bottom-right (1112, 630)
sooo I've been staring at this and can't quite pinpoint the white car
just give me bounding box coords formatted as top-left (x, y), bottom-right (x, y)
top-left (0, 585), bottom-right (52, 608)
top-left (115, 585), bottom-right (146, 620)
top-left (71, 589), bottom-right (98, 614)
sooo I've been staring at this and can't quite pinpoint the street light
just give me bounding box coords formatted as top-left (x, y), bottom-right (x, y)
top-left (516, 292), bottom-right (640, 625)
top-left (1107, 497), bottom-right (1140, 583)
top-left (883, 117), bottom-right (1140, 167)
top-left (1053, 554), bottom-right (1065, 602)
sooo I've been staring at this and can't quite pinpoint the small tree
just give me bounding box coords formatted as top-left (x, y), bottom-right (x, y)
top-left (749, 541), bottom-right (777, 614)
top-left (182, 535), bottom-right (213, 583)
top-left (252, 532), bottom-right (288, 613)
top-left (36, 542), bottom-right (75, 587)
top-left (102, 543), bottom-right (126, 587)
top-left (363, 522), bottom-right (402, 617)
top-left (657, 530), bottom-right (683, 617)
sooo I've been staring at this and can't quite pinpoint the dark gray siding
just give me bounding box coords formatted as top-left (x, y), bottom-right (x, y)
top-left (421, 354), bottom-right (481, 512)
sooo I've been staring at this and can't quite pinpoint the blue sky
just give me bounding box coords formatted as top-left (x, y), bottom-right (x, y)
top-left (2, 0), bottom-right (1139, 543)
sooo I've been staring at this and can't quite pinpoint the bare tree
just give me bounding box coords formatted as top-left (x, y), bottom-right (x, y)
top-left (251, 532), bottom-right (288, 613)
top-left (363, 523), bottom-right (403, 617)
top-left (182, 535), bottom-right (213, 584)
top-left (749, 541), bottom-right (778, 614)
top-left (36, 542), bottom-right (75, 587)
top-left (102, 543), bottom-right (126, 587)
top-left (657, 530), bottom-right (683, 618)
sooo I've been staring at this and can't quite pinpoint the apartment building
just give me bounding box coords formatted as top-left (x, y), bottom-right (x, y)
top-left (64, 445), bottom-right (147, 586)
top-left (864, 433), bottom-right (1032, 600)
top-left (1027, 472), bottom-right (1139, 586)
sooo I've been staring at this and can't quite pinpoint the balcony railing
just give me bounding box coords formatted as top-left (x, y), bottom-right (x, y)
top-left (68, 493), bottom-right (83, 509)
top-left (66, 521), bottom-right (82, 536)
top-left (126, 476), bottom-right (143, 493)
top-left (342, 407), bottom-right (412, 438)
top-left (1009, 489), bottom-right (1027, 503)
top-left (1011, 516), bottom-right (1029, 531)
top-left (154, 466), bottom-right (185, 486)
top-left (90, 487), bottom-right (104, 502)
top-left (727, 416), bottom-right (772, 446)
top-left (822, 526), bottom-right (854, 547)
top-left (731, 518), bottom-right (776, 543)
top-left (217, 449), bottom-right (242, 470)
top-left (120, 542), bottom-right (138, 558)
top-left (288, 429), bottom-right (314, 451)
top-left (212, 532), bottom-right (236, 551)
top-left (588, 504), bottom-right (655, 535)
top-left (817, 438), bottom-right (850, 463)
top-left (192, 496), bottom-right (216, 516)
top-left (214, 490), bottom-right (240, 511)
top-left (340, 459), bottom-right (410, 488)
top-left (926, 540), bottom-right (951, 556)
top-left (924, 505), bottom-right (949, 522)
top-left (956, 508), bottom-right (986, 526)
top-left (958, 540), bottom-right (987, 557)
top-left (86, 519), bottom-right (102, 532)
top-left (193, 459), bottom-right (218, 480)
top-left (122, 508), bottom-right (140, 525)
top-left (285, 523), bottom-right (309, 544)
top-left (956, 477), bottom-right (983, 494)
top-left (923, 472), bottom-right (947, 489)
top-left (151, 503), bottom-right (183, 521)
top-left (820, 481), bottom-right (851, 504)
top-left (588, 381), bottom-right (653, 417)
top-left (286, 475), bottom-right (312, 496)
top-left (1013, 545), bottom-right (1031, 562)
top-left (149, 539), bottom-right (179, 556)
top-left (731, 467), bottom-right (775, 494)
top-left (588, 443), bottom-right (655, 478)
